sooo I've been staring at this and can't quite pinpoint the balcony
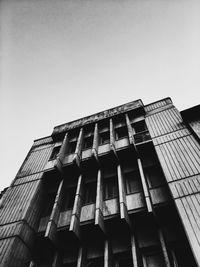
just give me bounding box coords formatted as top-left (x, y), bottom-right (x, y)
top-left (134, 131), bottom-right (151, 144)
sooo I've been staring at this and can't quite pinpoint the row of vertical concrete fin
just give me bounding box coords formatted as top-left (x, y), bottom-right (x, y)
top-left (34, 100), bottom-right (171, 266)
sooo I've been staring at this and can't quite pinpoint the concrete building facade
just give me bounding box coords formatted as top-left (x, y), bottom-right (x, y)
top-left (0, 98), bottom-right (200, 267)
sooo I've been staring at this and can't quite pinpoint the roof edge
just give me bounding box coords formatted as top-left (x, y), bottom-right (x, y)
top-left (52, 99), bottom-right (144, 138)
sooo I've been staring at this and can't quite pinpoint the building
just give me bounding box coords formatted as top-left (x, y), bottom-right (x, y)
top-left (0, 97), bottom-right (200, 267)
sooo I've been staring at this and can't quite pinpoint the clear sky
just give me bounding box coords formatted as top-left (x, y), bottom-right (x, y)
top-left (0, 0), bottom-right (200, 191)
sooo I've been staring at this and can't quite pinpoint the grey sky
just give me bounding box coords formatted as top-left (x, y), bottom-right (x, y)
top-left (0, 0), bottom-right (200, 190)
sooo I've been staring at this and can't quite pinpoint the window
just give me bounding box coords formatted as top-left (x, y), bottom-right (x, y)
top-left (128, 111), bottom-right (144, 124)
top-left (104, 176), bottom-right (118, 200)
top-left (134, 132), bottom-right (151, 143)
top-left (145, 166), bottom-right (165, 189)
top-left (61, 187), bottom-right (76, 211)
top-left (67, 130), bottom-right (79, 154)
top-left (143, 250), bottom-right (165, 267)
top-left (83, 182), bottom-right (97, 205)
top-left (132, 120), bottom-right (151, 143)
top-left (133, 120), bottom-right (147, 133)
top-left (99, 131), bottom-right (110, 145)
top-left (83, 136), bottom-right (93, 150)
top-left (86, 258), bottom-right (103, 267)
top-left (115, 126), bottom-right (128, 140)
top-left (83, 125), bottom-right (94, 150)
top-left (99, 120), bottom-right (110, 145)
top-left (125, 171), bottom-right (142, 194)
top-left (113, 115), bottom-right (128, 140)
top-left (118, 257), bottom-right (133, 267)
top-left (49, 146), bottom-right (61, 160)
top-left (113, 114), bottom-right (126, 127)
top-left (115, 251), bottom-right (133, 267)
top-left (67, 141), bottom-right (77, 154)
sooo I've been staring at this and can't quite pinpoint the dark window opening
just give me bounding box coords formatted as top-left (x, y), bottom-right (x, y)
top-left (113, 115), bottom-right (126, 127)
top-left (115, 126), bottom-right (128, 140)
top-left (143, 250), bottom-right (165, 267)
top-left (134, 132), bottom-right (151, 144)
top-left (115, 251), bottom-right (133, 267)
top-left (67, 129), bottom-right (79, 154)
top-left (69, 129), bottom-right (79, 141)
top-left (49, 146), bottom-right (61, 160)
top-left (128, 111), bottom-right (145, 124)
top-left (83, 136), bottom-right (93, 150)
top-left (132, 120), bottom-right (151, 143)
top-left (127, 110), bottom-right (144, 124)
top-left (43, 192), bottom-right (56, 217)
top-left (125, 171), bottom-right (142, 194)
top-left (86, 258), bottom-right (103, 267)
top-left (99, 120), bottom-right (109, 145)
top-left (133, 121), bottom-right (147, 133)
top-left (104, 176), bottom-right (118, 200)
top-left (118, 257), bottom-right (133, 267)
top-left (61, 187), bottom-right (76, 211)
top-left (99, 120), bottom-right (109, 131)
top-left (99, 131), bottom-right (110, 145)
top-left (84, 124), bottom-right (94, 135)
top-left (83, 182), bottom-right (97, 205)
top-left (145, 166), bottom-right (165, 189)
top-left (67, 141), bottom-right (77, 154)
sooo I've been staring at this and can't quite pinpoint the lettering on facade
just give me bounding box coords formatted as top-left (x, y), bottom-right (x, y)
top-left (53, 100), bottom-right (143, 135)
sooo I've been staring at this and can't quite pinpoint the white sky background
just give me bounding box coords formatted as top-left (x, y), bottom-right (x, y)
top-left (0, 0), bottom-right (200, 191)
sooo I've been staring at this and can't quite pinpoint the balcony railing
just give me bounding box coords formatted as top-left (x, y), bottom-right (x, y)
top-left (134, 131), bottom-right (151, 144)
